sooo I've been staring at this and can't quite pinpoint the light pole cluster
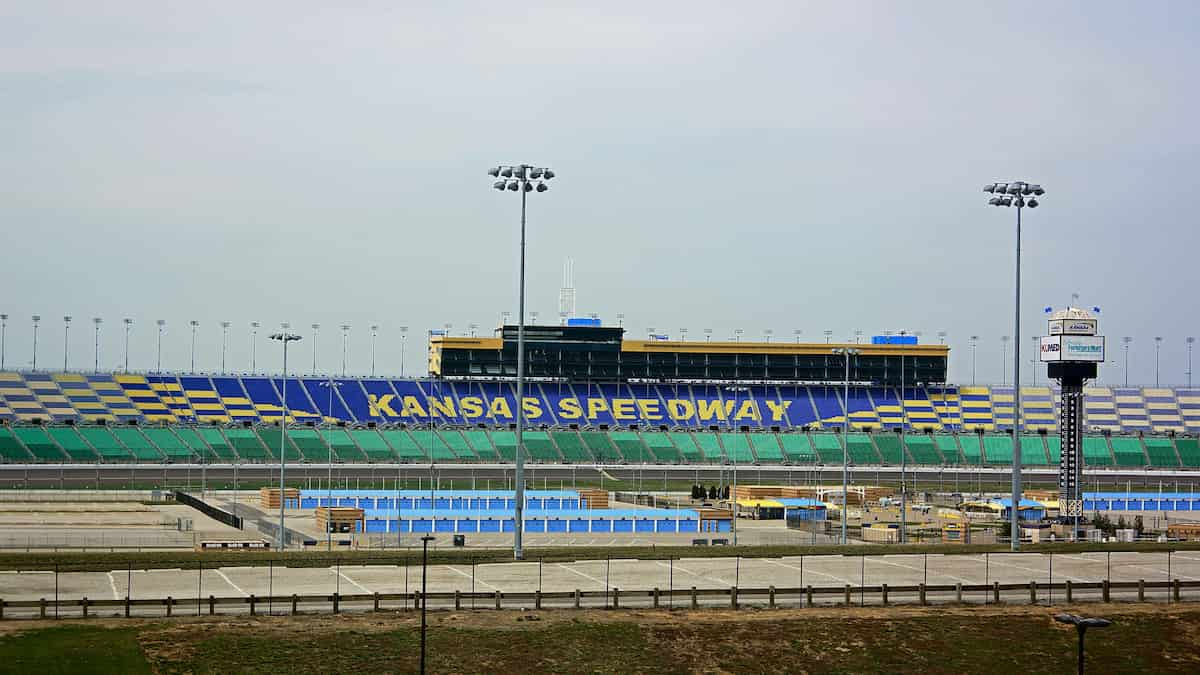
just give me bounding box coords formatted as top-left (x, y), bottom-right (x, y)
top-left (984, 179), bottom-right (1044, 552)
top-left (488, 162), bottom-right (555, 561)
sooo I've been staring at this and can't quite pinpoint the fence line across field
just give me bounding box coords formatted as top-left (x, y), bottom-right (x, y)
top-left (0, 578), bottom-right (1195, 621)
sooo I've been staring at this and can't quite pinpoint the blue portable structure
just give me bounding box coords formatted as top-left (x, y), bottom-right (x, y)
top-left (355, 507), bottom-right (719, 534)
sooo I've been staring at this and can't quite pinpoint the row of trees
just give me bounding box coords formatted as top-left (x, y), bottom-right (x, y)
top-left (1090, 513), bottom-right (1145, 536)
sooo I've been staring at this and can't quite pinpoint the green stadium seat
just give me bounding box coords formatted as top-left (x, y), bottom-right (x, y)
top-left (1143, 437), bottom-right (1180, 468)
top-left (693, 433), bottom-right (723, 462)
top-left (289, 429), bottom-right (333, 462)
top-left (641, 432), bottom-right (682, 463)
top-left (981, 434), bottom-right (1013, 464)
top-left (718, 433), bottom-right (755, 463)
top-left (579, 431), bottom-right (618, 462)
top-left (1083, 436), bottom-right (1114, 466)
top-left (934, 434), bottom-right (962, 463)
top-left (196, 428), bottom-right (238, 461)
top-left (747, 433), bottom-right (783, 463)
top-left (348, 429), bottom-right (395, 461)
top-left (173, 428), bottom-right (217, 461)
top-left (381, 430), bottom-right (427, 461)
top-left (1109, 437), bottom-right (1148, 467)
top-left (491, 431), bottom-right (517, 461)
top-left (78, 428), bottom-right (134, 462)
top-left (462, 430), bottom-right (499, 461)
top-left (0, 427), bottom-right (34, 461)
top-left (551, 431), bottom-right (594, 462)
top-left (1176, 438), bottom-right (1200, 467)
top-left (904, 435), bottom-right (943, 464)
top-left (779, 433), bottom-right (818, 463)
top-left (142, 428), bottom-right (195, 460)
top-left (1020, 435), bottom-right (1049, 465)
top-left (809, 433), bottom-right (843, 463)
top-left (523, 431), bottom-right (562, 462)
top-left (321, 428), bottom-right (366, 462)
top-left (48, 427), bottom-right (99, 461)
top-left (438, 430), bottom-right (478, 460)
top-left (609, 431), bottom-right (650, 463)
top-left (958, 435), bottom-right (983, 465)
top-left (846, 433), bottom-right (879, 464)
top-left (873, 433), bottom-right (905, 464)
top-left (253, 427), bottom-right (300, 461)
top-left (412, 427), bottom-right (456, 461)
top-left (13, 428), bottom-right (67, 461)
top-left (112, 428), bottom-right (165, 461)
top-left (225, 428), bottom-right (271, 460)
top-left (668, 432), bottom-right (706, 462)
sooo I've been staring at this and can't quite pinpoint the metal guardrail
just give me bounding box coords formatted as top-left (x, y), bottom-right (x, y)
top-left (2, 579), bottom-right (1195, 620)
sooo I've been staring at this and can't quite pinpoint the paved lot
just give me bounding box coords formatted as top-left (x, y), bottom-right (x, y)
top-left (1, 550), bottom-right (1197, 618)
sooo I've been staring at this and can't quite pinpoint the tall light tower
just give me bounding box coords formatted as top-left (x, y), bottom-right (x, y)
top-left (970, 335), bottom-right (979, 385)
top-left (250, 322), bottom-right (260, 372)
top-left (1031, 335), bottom-right (1041, 386)
top-left (853, 329), bottom-right (862, 344)
top-left (269, 326), bottom-right (302, 550)
top-left (155, 320), bottom-right (166, 372)
top-left (32, 315), bottom-right (41, 371)
top-left (1188, 337), bottom-right (1196, 388)
top-left (340, 324), bottom-right (350, 377)
top-left (1122, 336), bottom-right (1132, 386)
top-left (0, 313), bottom-right (7, 371)
top-left (794, 329), bottom-right (803, 344)
top-left (189, 320), bottom-right (199, 373)
top-left (62, 316), bottom-right (72, 372)
top-left (765, 329), bottom-right (774, 343)
top-left (220, 321), bottom-right (231, 374)
top-left (984, 179), bottom-right (1044, 551)
top-left (91, 317), bottom-right (102, 374)
top-left (831, 346), bottom-right (860, 544)
top-left (823, 330), bottom-right (833, 344)
top-left (400, 326), bottom-right (409, 377)
top-left (1154, 336), bottom-right (1164, 387)
top-left (704, 328), bottom-right (713, 343)
top-left (311, 324), bottom-right (320, 375)
top-left (1001, 335), bottom-right (1010, 385)
top-left (371, 325), bottom-right (380, 377)
top-left (122, 319), bottom-right (133, 372)
top-left (488, 162), bottom-right (555, 561)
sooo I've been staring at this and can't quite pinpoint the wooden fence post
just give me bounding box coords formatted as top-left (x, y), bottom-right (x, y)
top-left (249, 594), bottom-right (256, 616)
top-left (843, 585), bottom-right (851, 607)
top-left (209, 595), bottom-right (216, 616)
top-left (653, 588), bottom-right (660, 609)
top-left (494, 590), bottom-right (501, 610)
top-left (881, 584), bottom-right (888, 606)
top-left (955, 583), bottom-right (963, 604)
top-left (1138, 580), bottom-right (1145, 602)
top-left (535, 590), bottom-right (541, 610)
top-left (731, 587), bottom-right (739, 610)
top-left (454, 591), bottom-right (461, 611)
top-left (1065, 580), bottom-right (1073, 604)
top-left (574, 589), bottom-right (581, 609)
top-left (39, 599), bottom-right (46, 619)
top-left (82, 597), bottom-right (89, 619)
top-left (125, 596), bottom-right (130, 618)
top-left (691, 586), bottom-right (698, 610)
top-left (375, 592), bottom-right (381, 612)
top-left (769, 585), bottom-right (776, 608)
top-left (160, 597), bottom-right (166, 618)
top-left (1174, 579), bottom-right (1182, 603)
top-left (613, 588), bottom-right (620, 610)
top-left (993, 582), bottom-right (1000, 605)
top-left (806, 585), bottom-right (814, 607)
top-left (1029, 582), bottom-right (1037, 605)
top-left (919, 584), bottom-right (927, 606)
top-left (1102, 580), bottom-right (1110, 603)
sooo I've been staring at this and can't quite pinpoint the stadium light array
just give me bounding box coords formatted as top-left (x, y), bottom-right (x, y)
top-left (269, 326), bottom-right (302, 550)
top-left (1155, 336), bottom-right (1164, 387)
top-left (122, 319), bottom-right (132, 373)
top-left (487, 162), bottom-right (555, 562)
top-left (1188, 337), bottom-right (1196, 388)
top-left (92, 318), bottom-right (102, 374)
top-left (189, 320), bottom-right (199, 373)
top-left (32, 315), bottom-right (41, 372)
top-left (984, 179), bottom-right (1045, 551)
top-left (155, 320), bottom-right (166, 373)
top-left (249, 321), bottom-right (260, 373)
top-left (0, 313), bottom-right (7, 371)
top-left (63, 316), bottom-right (72, 372)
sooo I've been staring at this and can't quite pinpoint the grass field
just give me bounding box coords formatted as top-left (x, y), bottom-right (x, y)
top-left (0, 605), bottom-right (1198, 673)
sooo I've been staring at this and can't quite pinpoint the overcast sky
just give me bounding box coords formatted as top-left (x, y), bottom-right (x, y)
top-left (2, 1), bottom-right (1197, 385)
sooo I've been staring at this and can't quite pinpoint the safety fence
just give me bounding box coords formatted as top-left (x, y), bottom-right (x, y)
top-left (1, 579), bottom-right (1196, 620)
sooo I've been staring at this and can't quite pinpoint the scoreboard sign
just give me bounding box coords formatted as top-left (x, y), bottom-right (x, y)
top-left (1040, 335), bottom-right (1105, 362)
top-left (1049, 318), bottom-right (1097, 335)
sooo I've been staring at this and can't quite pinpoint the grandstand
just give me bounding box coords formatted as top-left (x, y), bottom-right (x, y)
top-left (0, 371), bottom-right (1197, 468)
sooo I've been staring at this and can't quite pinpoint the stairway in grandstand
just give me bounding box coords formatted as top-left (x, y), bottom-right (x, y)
top-left (0, 371), bottom-right (1196, 466)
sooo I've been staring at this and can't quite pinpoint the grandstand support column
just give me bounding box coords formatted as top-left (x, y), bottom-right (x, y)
top-left (270, 327), bottom-right (302, 550)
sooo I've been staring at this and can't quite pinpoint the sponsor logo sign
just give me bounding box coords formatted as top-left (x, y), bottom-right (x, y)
top-left (1040, 335), bottom-right (1105, 362)
top-left (1049, 318), bottom-right (1097, 335)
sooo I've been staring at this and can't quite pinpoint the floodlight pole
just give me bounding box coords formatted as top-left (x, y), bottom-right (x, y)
top-left (833, 347), bottom-right (858, 545)
top-left (271, 328), bottom-right (302, 550)
top-left (490, 163), bottom-right (554, 560)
